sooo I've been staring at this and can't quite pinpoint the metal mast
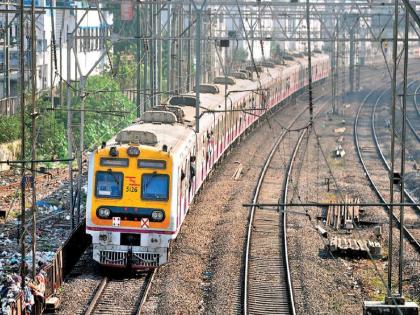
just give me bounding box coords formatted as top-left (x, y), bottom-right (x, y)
top-left (305, 0), bottom-right (313, 124)
top-left (387, 0), bottom-right (398, 300)
top-left (19, 0), bottom-right (26, 291)
top-left (398, 6), bottom-right (409, 299)
top-left (30, 0), bottom-right (37, 279)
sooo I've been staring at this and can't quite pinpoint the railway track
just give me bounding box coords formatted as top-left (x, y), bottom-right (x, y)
top-left (243, 125), bottom-right (304, 314)
top-left (404, 82), bottom-right (420, 142)
top-left (413, 83), bottom-right (420, 118)
top-left (354, 87), bottom-right (420, 252)
top-left (243, 83), bottom-right (333, 314)
top-left (373, 86), bottom-right (420, 208)
top-left (83, 270), bottom-right (155, 315)
top-left (242, 66), bottom-right (419, 315)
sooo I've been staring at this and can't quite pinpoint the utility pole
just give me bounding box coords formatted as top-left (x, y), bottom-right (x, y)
top-left (167, 2), bottom-right (172, 95)
top-left (157, 3), bottom-right (162, 105)
top-left (67, 32), bottom-right (74, 230)
top-left (331, 10), bottom-right (337, 114)
top-left (335, 16), bottom-right (339, 111)
top-left (340, 15), bottom-right (346, 100)
top-left (355, 24), bottom-right (360, 91)
top-left (76, 75), bottom-right (85, 225)
top-left (208, 9), bottom-right (214, 82)
top-left (387, 0), bottom-right (398, 301)
top-left (19, 0), bottom-right (26, 291)
top-left (60, 36), bottom-right (63, 108)
top-left (186, 4), bottom-right (192, 91)
top-left (349, 26), bottom-right (355, 93)
top-left (305, 0), bottom-right (313, 124)
top-left (5, 2), bottom-right (10, 100)
top-left (30, 0), bottom-right (37, 279)
top-left (142, 5), bottom-right (148, 112)
top-left (50, 36), bottom-right (54, 108)
top-left (177, 6), bottom-right (183, 94)
top-left (151, 3), bottom-right (154, 107)
top-left (194, 4), bottom-right (204, 134)
top-left (170, 7), bottom-right (176, 93)
top-left (149, 3), bottom-right (154, 107)
top-left (136, 3), bottom-right (141, 117)
top-left (398, 7), bottom-right (409, 299)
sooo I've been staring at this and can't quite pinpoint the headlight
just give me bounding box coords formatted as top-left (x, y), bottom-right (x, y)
top-left (109, 146), bottom-right (118, 157)
top-left (151, 210), bottom-right (164, 221)
top-left (99, 233), bottom-right (108, 242)
top-left (127, 146), bottom-right (140, 157)
top-left (99, 232), bottom-right (112, 244)
top-left (97, 207), bottom-right (111, 219)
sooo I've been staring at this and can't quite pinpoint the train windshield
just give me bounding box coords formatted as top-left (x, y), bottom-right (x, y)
top-left (95, 171), bottom-right (123, 198)
top-left (141, 174), bottom-right (169, 201)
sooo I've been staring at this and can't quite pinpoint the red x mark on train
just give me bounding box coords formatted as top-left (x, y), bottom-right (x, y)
top-left (141, 218), bottom-right (150, 228)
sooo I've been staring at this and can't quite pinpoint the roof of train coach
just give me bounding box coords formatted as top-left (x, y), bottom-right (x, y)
top-left (106, 53), bottom-right (329, 154)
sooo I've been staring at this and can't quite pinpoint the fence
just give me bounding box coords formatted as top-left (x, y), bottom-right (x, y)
top-left (9, 223), bottom-right (90, 314)
top-left (0, 97), bottom-right (19, 116)
top-left (123, 88), bottom-right (137, 103)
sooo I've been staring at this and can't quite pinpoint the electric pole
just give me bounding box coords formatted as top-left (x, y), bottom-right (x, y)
top-left (30, 0), bottom-right (37, 279)
top-left (19, 0), bottom-right (26, 290)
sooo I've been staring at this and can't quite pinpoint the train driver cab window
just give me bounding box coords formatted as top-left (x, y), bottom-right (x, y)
top-left (95, 171), bottom-right (123, 198)
top-left (141, 173), bottom-right (169, 201)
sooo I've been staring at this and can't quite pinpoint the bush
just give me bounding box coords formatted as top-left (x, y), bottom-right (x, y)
top-left (0, 115), bottom-right (20, 143)
top-left (73, 74), bottom-right (136, 150)
top-left (0, 73), bottom-right (136, 161)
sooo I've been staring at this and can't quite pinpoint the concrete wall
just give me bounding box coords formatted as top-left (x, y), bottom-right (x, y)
top-left (0, 140), bottom-right (21, 171)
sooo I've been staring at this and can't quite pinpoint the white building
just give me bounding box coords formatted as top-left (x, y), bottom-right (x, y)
top-left (0, 0), bottom-right (113, 99)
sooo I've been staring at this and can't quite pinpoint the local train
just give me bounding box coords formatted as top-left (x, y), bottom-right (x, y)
top-left (85, 52), bottom-right (330, 269)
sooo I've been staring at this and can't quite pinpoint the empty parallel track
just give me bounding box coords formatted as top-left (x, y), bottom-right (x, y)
top-left (414, 83), bottom-right (420, 118)
top-left (354, 87), bottom-right (420, 252)
top-left (243, 86), bottom-right (332, 314)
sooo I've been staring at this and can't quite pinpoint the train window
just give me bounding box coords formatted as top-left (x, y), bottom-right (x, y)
top-left (141, 173), bottom-right (169, 201)
top-left (95, 171), bottom-right (123, 198)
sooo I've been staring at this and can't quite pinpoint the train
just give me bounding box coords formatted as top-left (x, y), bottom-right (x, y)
top-left (85, 52), bottom-right (330, 269)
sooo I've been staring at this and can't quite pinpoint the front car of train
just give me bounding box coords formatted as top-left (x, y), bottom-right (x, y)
top-left (85, 127), bottom-right (174, 269)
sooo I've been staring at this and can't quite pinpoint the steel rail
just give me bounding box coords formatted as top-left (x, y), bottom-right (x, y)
top-left (282, 131), bottom-right (306, 315)
top-left (400, 81), bottom-right (420, 142)
top-left (242, 64), bottom-right (388, 313)
top-left (243, 102), bottom-right (306, 315)
top-left (84, 277), bottom-right (109, 315)
top-left (83, 270), bottom-right (155, 315)
top-left (354, 89), bottom-right (420, 252)
top-left (243, 120), bottom-right (302, 315)
top-left (372, 89), bottom-right (420, 215)
top-left (413, 85), bottom-right (420, 116)
top-left (413, 83), bottom-right (420, 118)
top-left (135, 269), bottom-right (156, 315)
top-left (243, 83), bottom-right (334, 314)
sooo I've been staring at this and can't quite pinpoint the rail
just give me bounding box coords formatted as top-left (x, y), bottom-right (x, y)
top-left (243, 104), bottom-right (305, 315)
top-left (84, 270), bottom-right (156, 315)
top-left (243, 84), bottom-right (332, 314)
top-left (354, 89), bottom-right (420, 252)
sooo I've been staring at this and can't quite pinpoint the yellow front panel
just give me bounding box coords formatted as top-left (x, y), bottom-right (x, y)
top-left (91, 145), bottom-right (172, 230)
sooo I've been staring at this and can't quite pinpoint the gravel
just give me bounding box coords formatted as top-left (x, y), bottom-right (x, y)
top-left (142, 90), bottom-right (332, 314)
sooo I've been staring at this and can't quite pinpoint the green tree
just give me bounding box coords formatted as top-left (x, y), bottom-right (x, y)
top-left (75, 74), bottom-right (136, 150)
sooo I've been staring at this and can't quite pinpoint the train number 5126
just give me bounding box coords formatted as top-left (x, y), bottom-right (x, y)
top-left (126, 186), bottom-right (138, 193)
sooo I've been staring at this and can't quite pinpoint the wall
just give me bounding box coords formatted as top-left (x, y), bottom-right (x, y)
top-left (0, 140), bottom-right (21, 171)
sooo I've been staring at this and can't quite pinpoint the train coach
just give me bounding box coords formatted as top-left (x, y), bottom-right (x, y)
top-left (85, 53), bottom-right (330, 269)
